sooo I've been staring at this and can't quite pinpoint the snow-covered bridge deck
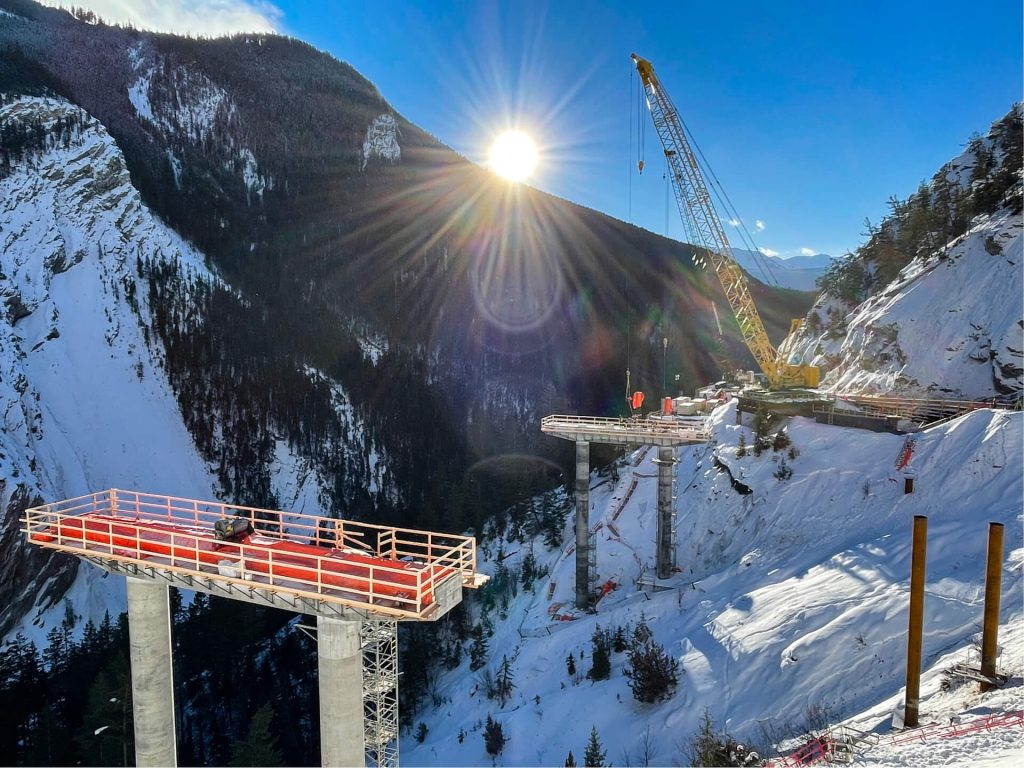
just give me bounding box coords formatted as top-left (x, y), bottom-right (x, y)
top-left (541, 414), bottom-right (709, 446)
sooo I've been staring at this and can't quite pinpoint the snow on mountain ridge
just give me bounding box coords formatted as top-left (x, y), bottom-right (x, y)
top-left (127, 43), bottom-right (271, 199)
top-left (128, 54), bottom-right (235, 143)
top-left (361, 113), bottom-right (401, 171)
top-left (730, 247), bottom-right (831, 291)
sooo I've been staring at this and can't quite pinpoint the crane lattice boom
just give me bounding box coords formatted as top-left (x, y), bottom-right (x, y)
top-left (632, 53), bottom-right (818, 389)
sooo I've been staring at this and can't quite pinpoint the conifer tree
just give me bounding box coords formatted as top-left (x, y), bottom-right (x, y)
top-left (588, 626), bottom-right (612, 681)
top-left (565, 749), bottom-right (577, 766)
top-left (584, 726), bottom-right (607, 767)
top-left (483, 715), bottom-right (506, 756)
top-left (469, 623), bottom-right (489, 672)
top-left (625, 627), bottom-right (680, 704)
top-left (496, 655), bottom-right (516, 707)
top-left (229, 702), bottom-right (283, 767)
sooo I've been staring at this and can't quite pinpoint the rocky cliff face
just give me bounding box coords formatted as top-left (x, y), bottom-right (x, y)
top-left (0, 92), bottom-right (398, 637)
top-left (0, 94), bottom-right (220, 633)
top-left (791, 211), bottom-right (1021, 396)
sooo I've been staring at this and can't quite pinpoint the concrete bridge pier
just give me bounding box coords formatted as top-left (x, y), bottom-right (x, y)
top-left (575, 440), bottom-right (591, 609)
top-left (125, 577), bottom-right (177, 768)
top-left (655, 447), bottom-right (677, 579)
top-left (318, 616), bottom-right (365, 767)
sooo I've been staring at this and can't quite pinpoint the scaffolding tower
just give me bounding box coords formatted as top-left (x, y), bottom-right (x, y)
top-left (362, 621), bottom-right (400, 768)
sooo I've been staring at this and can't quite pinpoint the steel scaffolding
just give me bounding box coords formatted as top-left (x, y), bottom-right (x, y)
top-left (362, 620), bottom-right (400, 768)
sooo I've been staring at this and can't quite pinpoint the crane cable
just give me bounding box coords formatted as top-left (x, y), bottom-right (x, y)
top-left (636, 68), bottom-right (646, 174)
top-left (628, 63), bottom-right (634, 222)
top-left (679, 118), bottom-right (781, 287)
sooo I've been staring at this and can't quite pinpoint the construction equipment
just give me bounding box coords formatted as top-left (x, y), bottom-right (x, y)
top-left (631, 53), bottom-right (819, 390)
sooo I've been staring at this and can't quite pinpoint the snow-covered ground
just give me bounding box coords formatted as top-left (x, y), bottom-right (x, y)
top-left (405, 401), bottom-right (1022, 766)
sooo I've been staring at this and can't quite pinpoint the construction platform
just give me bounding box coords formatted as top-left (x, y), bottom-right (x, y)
top-left (23, 489), bottom-right (486, 621)
top-left (541, 414), bottom-right (709, 446)
top-left (737, 390), bottom-right (1017, 432)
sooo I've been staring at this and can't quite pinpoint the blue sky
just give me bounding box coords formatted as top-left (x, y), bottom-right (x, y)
top-left (57, 0), bottom-right (1023, 258)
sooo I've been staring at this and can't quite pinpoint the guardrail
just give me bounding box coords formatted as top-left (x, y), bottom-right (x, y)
top-left (890, 710), bottom-right (1023, 745)
top-left (22, 489), bottom-right (482, 620)
top-left (819, 393), bottom-right (1019, 426)
top-left (541, 414), bottom-right (709, 441)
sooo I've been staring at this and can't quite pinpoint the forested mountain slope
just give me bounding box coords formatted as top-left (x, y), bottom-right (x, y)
top-left (0, 0), bottom-right (811, 636)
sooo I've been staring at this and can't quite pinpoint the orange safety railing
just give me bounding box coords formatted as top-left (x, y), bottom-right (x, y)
top-left (22, 489), bottom-right (483, 620)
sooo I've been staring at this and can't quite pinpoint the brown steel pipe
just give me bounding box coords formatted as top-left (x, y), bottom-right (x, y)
top-left (980, 522), bottom-right (1005, 691)
top-left (904, 514), bottom-right (928, 728)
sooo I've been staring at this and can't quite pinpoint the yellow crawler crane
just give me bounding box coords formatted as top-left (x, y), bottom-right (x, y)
top-left (632, 53), bottom-right (819, 390)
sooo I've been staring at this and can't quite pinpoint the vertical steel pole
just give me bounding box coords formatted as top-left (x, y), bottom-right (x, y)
top-left (575, 441), bottom-right (591, 609)
top-left (904, 515), bottom-right (927, 728)
top-left (980, 522), bottom-right (1005, 691)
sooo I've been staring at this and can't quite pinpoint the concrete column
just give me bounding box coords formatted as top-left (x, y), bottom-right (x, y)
top-left (575, 440), bottom-right (591, 610)
top-left (125, 577), bottom-right (177, 768)
top-left (656, 447), bottom-right (676, 579)
top-left (318, 616), bottom-right (365, 767)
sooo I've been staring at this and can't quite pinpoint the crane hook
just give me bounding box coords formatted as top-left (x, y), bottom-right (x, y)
top-left (637, 159), bottom-right (645, 174)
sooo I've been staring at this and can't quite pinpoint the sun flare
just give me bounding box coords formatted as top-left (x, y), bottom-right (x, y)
top-left (488, 130), bottom-right (538, 182)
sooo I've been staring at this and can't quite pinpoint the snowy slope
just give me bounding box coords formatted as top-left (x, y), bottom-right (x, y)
top-left (404, 401), bottom-right (1022, 766)
top-left (789, 210), bottom-right (1022, 397)
top-left (0, 94), bottom-right (221, 638)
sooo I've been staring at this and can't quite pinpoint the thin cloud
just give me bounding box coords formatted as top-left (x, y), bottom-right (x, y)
top-left (799, 247), bottom-right (816, 256)
top-left (754, 220), bottom-right (766, 232)
top-left (41, 0), bottom-right (283, 36)
top-left (759, 247), bottom-right (779, 257)
top-left (727, 218), bottom-right (740, 227)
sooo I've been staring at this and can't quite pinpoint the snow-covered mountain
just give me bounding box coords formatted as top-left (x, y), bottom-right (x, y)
top-left (787, 106), bottom-right (1023, 399)
top-left (0, 92), bottom-right (382, 640)
top-left (0, 0), bottom-right (814, 639)
top-left (404, 402), bottom-right (1023, 766)
top-left (0, 93), bottom-right (219, 634)
top-left (731, 247), bottom-right (831, 292)
top-left (791, 211), bottom-right (1021, 397)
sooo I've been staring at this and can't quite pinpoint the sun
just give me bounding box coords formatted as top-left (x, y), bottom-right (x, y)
top-left (488, 130), bottom-right (538, 182)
